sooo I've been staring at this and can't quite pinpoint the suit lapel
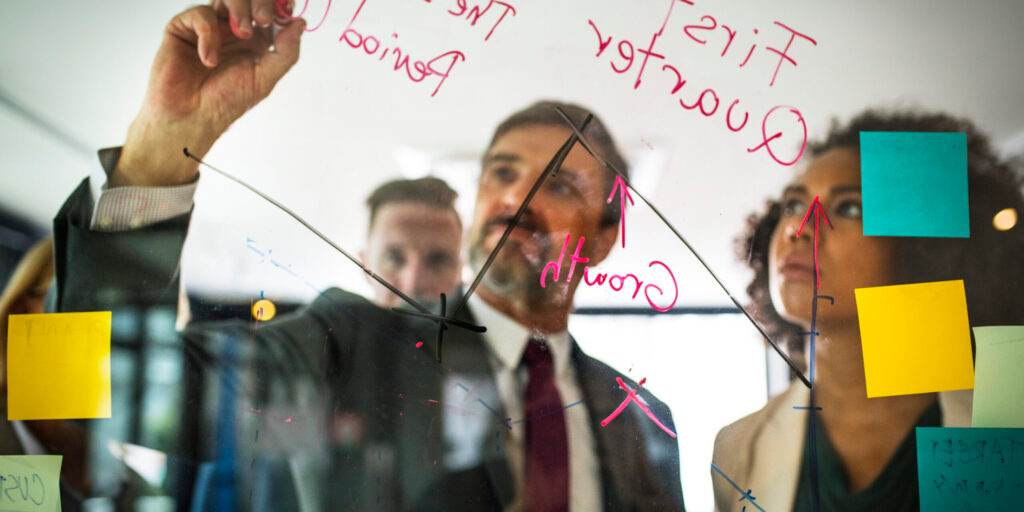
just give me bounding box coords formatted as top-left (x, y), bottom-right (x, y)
top-left (572, 340), bottom-right (630, 511)
top-left (747, 383), bottom-right (807, 512)
top-left (436, 305), bottom-right (516, 508)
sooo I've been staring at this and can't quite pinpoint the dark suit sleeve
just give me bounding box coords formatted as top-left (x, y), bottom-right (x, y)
top-left (48, 176), bottom-right (357, 509)
top-left (49, 175), bottom-right (348, 356)
top-left (51, 177), bottom-right (190, 313)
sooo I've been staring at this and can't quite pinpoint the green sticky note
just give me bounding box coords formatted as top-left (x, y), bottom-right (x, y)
top-left (916, 427), bottom-right (1021, 511)
top-left (972, 326), bottom-right (1024, 428)
top-left (860, 132), bottom-right (969, 237)
top-left (0, 455), bottom-right (63, 511)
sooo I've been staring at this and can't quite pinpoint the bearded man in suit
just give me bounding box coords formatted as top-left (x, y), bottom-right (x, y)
top-left (48, 3), bottom-right (684, 510)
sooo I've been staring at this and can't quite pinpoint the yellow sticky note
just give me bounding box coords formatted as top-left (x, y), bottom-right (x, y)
top-left (0, 455), bottom-right (62, 512)
top-left (971, 326), bottom-right (1024, 427)
top-left (7, 312), bottom-right (112, 420)
top-left (855, 280), bottom-right (974, 398)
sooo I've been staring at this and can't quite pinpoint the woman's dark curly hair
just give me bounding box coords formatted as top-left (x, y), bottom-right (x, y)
top-left (738, 108), bottom-right (1024, 371)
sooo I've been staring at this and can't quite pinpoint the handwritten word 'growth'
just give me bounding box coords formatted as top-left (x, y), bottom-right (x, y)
top-left (539, 233), bottom-right (678, 312)
top-left (586, 0), bottom-right (816, 165)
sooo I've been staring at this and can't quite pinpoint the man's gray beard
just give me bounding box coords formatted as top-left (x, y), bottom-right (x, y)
top-left (468, 239), bottom-right (552, 308)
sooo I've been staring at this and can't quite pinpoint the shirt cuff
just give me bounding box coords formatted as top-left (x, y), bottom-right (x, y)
top-left (89, 147), bottom-right (198, 231)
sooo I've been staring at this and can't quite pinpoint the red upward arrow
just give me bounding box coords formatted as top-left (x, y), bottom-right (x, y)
top-left (796, 196), bottom-right (832, 289)
top-left (607, 175), bottom-right (635, 248)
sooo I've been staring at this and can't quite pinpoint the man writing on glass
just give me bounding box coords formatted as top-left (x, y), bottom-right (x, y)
top-left (49, 3), bottom-right (684, 510)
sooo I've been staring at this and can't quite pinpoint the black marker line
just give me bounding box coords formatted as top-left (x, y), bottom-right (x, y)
top-left (550, 107), bottom-right (811, 389)
top-left (435, 293), bottom-right (447, 362)
top-left (393, 291), bottom-right (488, 364)
top-left (411, 113), bottom-right (592, 363)
top-left (243, 237), bottom-right (529, 434)
top-left (391, 304), bottom-right (486, 333)
top-left (184, 148), bottom-right (434, 317)
top-left (805, 266), bottom-right (832, 512)
top-left (448, 114), bottom-right (594, 321)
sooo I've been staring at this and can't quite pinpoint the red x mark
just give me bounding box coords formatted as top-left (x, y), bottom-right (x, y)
top-left (600, 377), bottom-right (677, 438)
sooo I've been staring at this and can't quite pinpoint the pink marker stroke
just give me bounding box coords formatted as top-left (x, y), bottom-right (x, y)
top-left (600, 377), bottom-right (677, 438)
top-left (795, 195), bottom-right (832, 289)
top-left (606, 175), bottom-right (635, 248)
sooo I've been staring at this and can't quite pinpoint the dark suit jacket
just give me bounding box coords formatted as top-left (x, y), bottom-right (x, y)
top-left (51, 177), bottom-right (684, 511)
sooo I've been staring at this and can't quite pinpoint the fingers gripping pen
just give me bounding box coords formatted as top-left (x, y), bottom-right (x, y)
top-left (270, 0), bottom-right (297, 49)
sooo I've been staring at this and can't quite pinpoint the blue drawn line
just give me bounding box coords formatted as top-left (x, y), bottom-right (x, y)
top-left (807, 296), bottom-right (821, 512)
top-left (710, 463), bottom-right (766, 512)
top-left (802, 202), bottom-right (832, 512)
top-left (187, 149), bottom-right (440, 318)
top-left (246, 237), bottom-right (265, 262)
top-left (793, 406), bottom-right (822, 411)
top-left (475, 398), bottom-right (512, 429)
top-left (509, 400), bottom-right (584, 426)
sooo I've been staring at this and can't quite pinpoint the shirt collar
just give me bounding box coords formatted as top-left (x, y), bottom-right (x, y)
top-left (467, 294), bottom-right (571, 374)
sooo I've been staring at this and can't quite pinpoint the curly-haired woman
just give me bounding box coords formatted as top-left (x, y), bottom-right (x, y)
top-left (711, 108), bottom-right (1024, 511)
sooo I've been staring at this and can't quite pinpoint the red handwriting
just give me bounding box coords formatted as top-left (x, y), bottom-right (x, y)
top-left (600, 377), bottom-right (677, 438)
top-left (286, 0), bottom-right (334, 31)
top-left (283, 0), bottom-right (516, 96)
top-left (745, 105), bottom-right (808, 166)
top-left (341, 0), bottom-right (465, 97)
top-left (607, 175), bottom-right (635, 248)
top-left (539, 234), bottom-right (678, 312)
top-left (287, 0), bottom-right (515, 39)
top-left (443, 0), bottom-right (517, 41)
top-left (675, 8), bottom-right (816, 87)
top-left (796, 195), bottom-right (832, 289)
top-left (586, 0), bottom-right (816, 166)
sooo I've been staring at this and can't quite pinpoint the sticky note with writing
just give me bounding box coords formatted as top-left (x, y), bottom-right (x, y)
top-left (860, 131), bottom-right (969, 238)
top-left (855, 280), bottom-right (974, 398)
top-left (0, 455), bottom-right (62, 512)
top-left (7, 312), bottom-right (112, 420)
top-left (916, 427), bottom-right (1022, 512)
top-left (972, 326), bottom-right (1024, 428)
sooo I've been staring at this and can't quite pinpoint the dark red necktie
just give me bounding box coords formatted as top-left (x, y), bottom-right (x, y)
top-left (522, 337), bottom-right (569, 512)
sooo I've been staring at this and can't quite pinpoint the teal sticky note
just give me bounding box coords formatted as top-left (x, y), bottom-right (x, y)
top-left (916, 427), bottom-right (1022, 511)
top-left (972, 326), bottom-right (1024, 427)
top-left (860, 132), bottom-right (968, 237)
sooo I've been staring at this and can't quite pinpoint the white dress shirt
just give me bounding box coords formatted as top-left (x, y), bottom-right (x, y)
top-left (467, 294), bottom-right (601, 512)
